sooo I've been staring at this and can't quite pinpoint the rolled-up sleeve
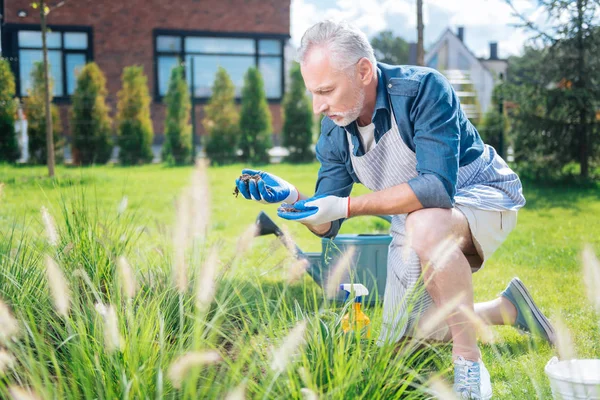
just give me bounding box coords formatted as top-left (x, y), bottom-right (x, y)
top-left (313, 130), bottom-right (354, 238)
top-left (407, 70), bottom-right (460, 209)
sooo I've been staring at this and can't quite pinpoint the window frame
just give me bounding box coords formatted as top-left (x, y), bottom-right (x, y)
top-left (153, 29), bottom-right (288, 104)
top-left (3, 23), bottom-right (93, 103)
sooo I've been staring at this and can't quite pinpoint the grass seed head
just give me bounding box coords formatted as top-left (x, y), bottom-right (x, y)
top-left (118, 256), bottom-right (137, 300)
top-left (325, 247), bottom-right (356, 298)
top-left (270, 320), bottom-right (308, 373)
top-left (235, 223), bottom-right (258, 256)
top-left (416, 292), bottom-right (465, 340)
top-left (582, 245), bottom-right (600, 312)
top-left (45, 256), bottom-right (70, 318)
top-left (0, 300), bottom-right (19, 344)
top-left (168, 351), bottom-right (222, 389)
top-left (117, 195), bottom-right (128, 215)
top-left (8, 386), bottom-right (41, 400)
top-left (224, 382), bottom-right (246, 400)
top-left (196, 247), bottom-right (219, 311)
top-left (0, 349), bottom-right (15, 374)
top-left (41, 206), bottom-right (59, 247)
top-left (95, 303), bottom-right (122, 353)
top-left (553, 314), bottom-right (576, 360)
top-left (428, 376), bottom-right (459, 400)
top-left (173, 190), bottom-right (191, 293)
top-left (288, 258), bottom-right (309, 283)
top-left (300, 388), bottom-right (319, 400)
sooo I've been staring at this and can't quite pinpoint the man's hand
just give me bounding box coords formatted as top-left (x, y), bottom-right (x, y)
top-left (235, 169), bottom-right (299, 204)
top-left (277, 194), bottom-right (349, 225)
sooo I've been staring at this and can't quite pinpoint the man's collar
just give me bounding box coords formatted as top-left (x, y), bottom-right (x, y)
top-left (374, 67), bottom-right (390, 114)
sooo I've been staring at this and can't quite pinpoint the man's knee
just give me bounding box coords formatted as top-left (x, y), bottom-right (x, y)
top-left (406, 208), bottom-right (454, 257)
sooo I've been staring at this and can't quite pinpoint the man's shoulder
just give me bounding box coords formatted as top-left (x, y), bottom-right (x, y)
top-left (378, 63), bottom-right (445, 97)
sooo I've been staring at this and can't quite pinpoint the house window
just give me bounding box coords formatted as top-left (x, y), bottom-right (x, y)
top-left (155, 31), bottom-right (285, 101)
top-left (15, 28), bottom-right (92, 98)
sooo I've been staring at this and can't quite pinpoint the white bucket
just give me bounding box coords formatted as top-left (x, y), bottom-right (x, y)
top-left (545, 357), bottom-right (600, 399)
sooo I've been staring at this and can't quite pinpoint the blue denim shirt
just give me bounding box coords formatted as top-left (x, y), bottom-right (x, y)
top-left (314, 63), bottom-right (485, 238)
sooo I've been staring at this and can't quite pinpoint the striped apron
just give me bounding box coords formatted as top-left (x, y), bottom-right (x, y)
top-left (345, 103), bottom-right (524, 345)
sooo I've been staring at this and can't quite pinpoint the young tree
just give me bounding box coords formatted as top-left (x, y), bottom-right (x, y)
top-left (38, 0), bottom-right (55, 175)
top-left (282, 62), bottom-right (314, 163)
top-left (0, 58), bottom-right (20, 163)
top-left (24, 61), bottom-right (63, 165)
top-left (417, 0), bottom-right (424, 66)
top-left (371, 30), bottom-right (411, 65)
top-left (162, 65), bottom-right (192, 165)
top-left (202, 67), bottom-right (239, 165)
top-left (504, 0), bottom-right (600, 178)
top-left (71, 62), bottom-right (113, 165)
top-left (117, 66), bottom-right (154, 165)
top-left (239, 67), bottom-right (272, 164)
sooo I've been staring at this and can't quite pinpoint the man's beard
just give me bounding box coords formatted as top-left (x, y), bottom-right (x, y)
top-left (327, 87), bottom-right (365, 127)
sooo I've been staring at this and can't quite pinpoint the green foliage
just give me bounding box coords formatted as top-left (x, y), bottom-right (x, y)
top-left (71, 62), bottom-right (113, 165)
top-left (202, 67), bottom-right (239, 165)
top-left (478, 85), bottom-right (509, 153)
top-left (117, 66), bottom-right (154, 165)
top-left (162, 65), bottom-right (192, 166)
top-left (24, 61), bottom-right (63, 165)
top-left (504, 0), bottom-right (600, 179)
top-left (0, 164), bottom-right (600, 399)
top-left (0, 58), bottom-right (20, 163)
top-left (370, 30), bottom-right (410, 65)
top-left (0, 168), bottom-right (443, 399)
top-left (239, 67), bottom-right (272, 164)
top-left (282, 63), bottom-right (314, 163)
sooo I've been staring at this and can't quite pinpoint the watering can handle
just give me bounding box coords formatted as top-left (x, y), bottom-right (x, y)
top-left (376, 215), bottom-right (392, 223)
top-left (346, 215), bottom-right (392, 224)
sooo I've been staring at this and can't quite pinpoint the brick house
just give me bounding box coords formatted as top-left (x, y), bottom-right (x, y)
top-left (0, 0), bottom-right (291, 156)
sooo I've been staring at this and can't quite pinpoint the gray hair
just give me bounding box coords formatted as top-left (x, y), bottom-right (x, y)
top-left (297, 20), bottom-right (377, 72)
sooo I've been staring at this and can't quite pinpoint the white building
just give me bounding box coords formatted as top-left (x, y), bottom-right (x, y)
top-left (425, 27), bottom-right (507, 121)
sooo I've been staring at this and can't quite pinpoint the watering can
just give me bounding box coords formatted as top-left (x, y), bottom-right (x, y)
top-left (255, 211), bottom-right (392, 305)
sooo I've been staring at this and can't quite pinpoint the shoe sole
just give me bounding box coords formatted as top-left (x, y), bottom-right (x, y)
top-left (513, 278), bottom-right (556, 345)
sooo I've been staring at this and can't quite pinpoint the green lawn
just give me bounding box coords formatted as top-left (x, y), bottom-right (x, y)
top-left (0, 163), bottom-right (598, 399)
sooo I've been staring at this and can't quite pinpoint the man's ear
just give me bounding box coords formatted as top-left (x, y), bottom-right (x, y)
top-left (357, 58), bottom-right (374, 85)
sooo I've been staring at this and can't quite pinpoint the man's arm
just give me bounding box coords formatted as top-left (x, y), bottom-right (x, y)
top-left (406, 70), bottom-right (462, 209)
top-left (348, 182), bottom-right (423, 217)
top-left (303, 122), bottom-right (354, 238)
top-left (348, 70), bottom-right (462, 216)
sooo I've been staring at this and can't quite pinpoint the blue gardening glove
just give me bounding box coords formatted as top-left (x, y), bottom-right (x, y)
top-left (277, 194), bottom-right (349, 225)
top-left (235, 169), bottom-right (299, 204)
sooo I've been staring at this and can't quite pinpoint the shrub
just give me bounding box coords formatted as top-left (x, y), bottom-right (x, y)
top-left (71, 62), bottom-right (113, 165)
top-left (117, 66), bottom-right (154, 165)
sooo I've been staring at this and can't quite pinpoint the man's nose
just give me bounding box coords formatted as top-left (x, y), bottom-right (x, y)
top-left (313, 97), bottom-right (328, 115)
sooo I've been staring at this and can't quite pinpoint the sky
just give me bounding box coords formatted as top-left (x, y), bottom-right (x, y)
top-left (290, 0), bottom-right (548, 59)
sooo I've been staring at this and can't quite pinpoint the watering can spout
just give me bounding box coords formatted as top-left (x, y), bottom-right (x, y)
top-left (255, 211), bottom-right (282, 237)
top-left (255, 211), bottom-right (323, 285)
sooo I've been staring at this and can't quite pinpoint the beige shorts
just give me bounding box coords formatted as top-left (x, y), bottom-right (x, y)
top-left (455, 204), bottom-right (518, 272)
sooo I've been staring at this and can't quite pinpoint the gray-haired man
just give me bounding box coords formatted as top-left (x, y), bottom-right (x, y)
top-left (235, 20), bottom-right (555, 399)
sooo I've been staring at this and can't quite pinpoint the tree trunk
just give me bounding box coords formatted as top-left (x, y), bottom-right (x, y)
top-left (576, 0), bottom-right (588, 178)
top-left (40, 0), bottom-right (55, 178)
top-left (417, 0), bottom-right (424, 66)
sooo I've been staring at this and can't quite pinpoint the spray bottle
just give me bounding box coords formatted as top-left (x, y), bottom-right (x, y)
top-left (340, 283), bottom-right (371, 338)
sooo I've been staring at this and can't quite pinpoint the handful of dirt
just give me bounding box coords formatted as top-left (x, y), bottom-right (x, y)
top-left (278, 203), bottom-right (301, 213)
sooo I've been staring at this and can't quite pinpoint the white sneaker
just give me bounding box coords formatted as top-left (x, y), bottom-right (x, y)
top-left (453, 356), bottom-right (492, 399)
